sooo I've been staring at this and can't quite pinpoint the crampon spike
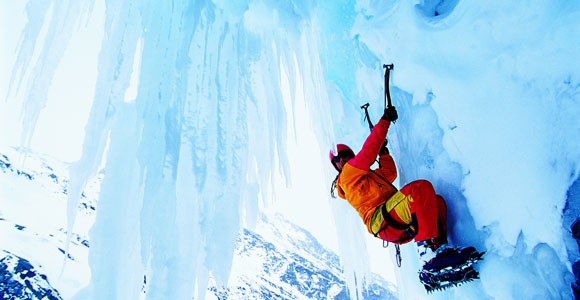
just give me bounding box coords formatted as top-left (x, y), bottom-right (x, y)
top-left (419, 250), bottom-right (485, 293)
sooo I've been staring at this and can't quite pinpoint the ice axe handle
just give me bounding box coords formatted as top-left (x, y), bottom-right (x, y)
top-left (383, 64), bottom-right (394, 108)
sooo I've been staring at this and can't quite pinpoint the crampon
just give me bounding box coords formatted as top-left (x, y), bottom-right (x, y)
top-left (419, 249), bottom-right (485, 293)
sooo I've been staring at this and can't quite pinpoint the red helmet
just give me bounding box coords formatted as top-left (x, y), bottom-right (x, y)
top-left (329, 144), bottom-right (355, 171)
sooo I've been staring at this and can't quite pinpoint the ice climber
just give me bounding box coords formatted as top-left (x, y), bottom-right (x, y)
top-left (330, 105), bottom-right (484, 292)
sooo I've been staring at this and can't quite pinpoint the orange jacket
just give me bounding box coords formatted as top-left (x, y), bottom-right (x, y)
top-left (337, 119), bottom-right (398, 234)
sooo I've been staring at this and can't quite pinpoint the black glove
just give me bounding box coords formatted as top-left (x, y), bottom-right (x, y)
top-left (381, 106), bottom-right (398, 122)
top-left (379, 141), bottom-right (389, 155)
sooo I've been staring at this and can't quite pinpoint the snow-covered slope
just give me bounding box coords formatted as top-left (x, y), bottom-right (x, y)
top-left (0, 148), bottom-right (395, 299)
top-left (0, 250), bottom-right (62, 300)
top-left (0, 147), bottom-right (96, 299)
top-left (212, 214), bottom-right (397, 300)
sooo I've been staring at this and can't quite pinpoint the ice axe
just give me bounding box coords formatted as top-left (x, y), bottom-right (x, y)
top-left (360, 63), bottom-right (395, 131)
top-left (360, 103), bottom-right (374, 132)
top-left (383, 64), bottom-right (394, 110)
top-left (360, 102), bottom-right (388, 168)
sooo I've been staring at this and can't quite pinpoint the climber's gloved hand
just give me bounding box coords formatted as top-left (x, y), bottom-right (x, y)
top-left (381, 105), bottom-right (398, 122)
top-left (379, 141), bottom-right (389, 155)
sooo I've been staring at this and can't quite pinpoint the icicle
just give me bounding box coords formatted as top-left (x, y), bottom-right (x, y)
top-left (6, 0), bottom-right (51, 99)
top-left (66, 0), bottom-right (141, 292)
top-left (11, 0), bottom-right (95, 149)
top-left (7, 0), bottom-right (103, 279)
